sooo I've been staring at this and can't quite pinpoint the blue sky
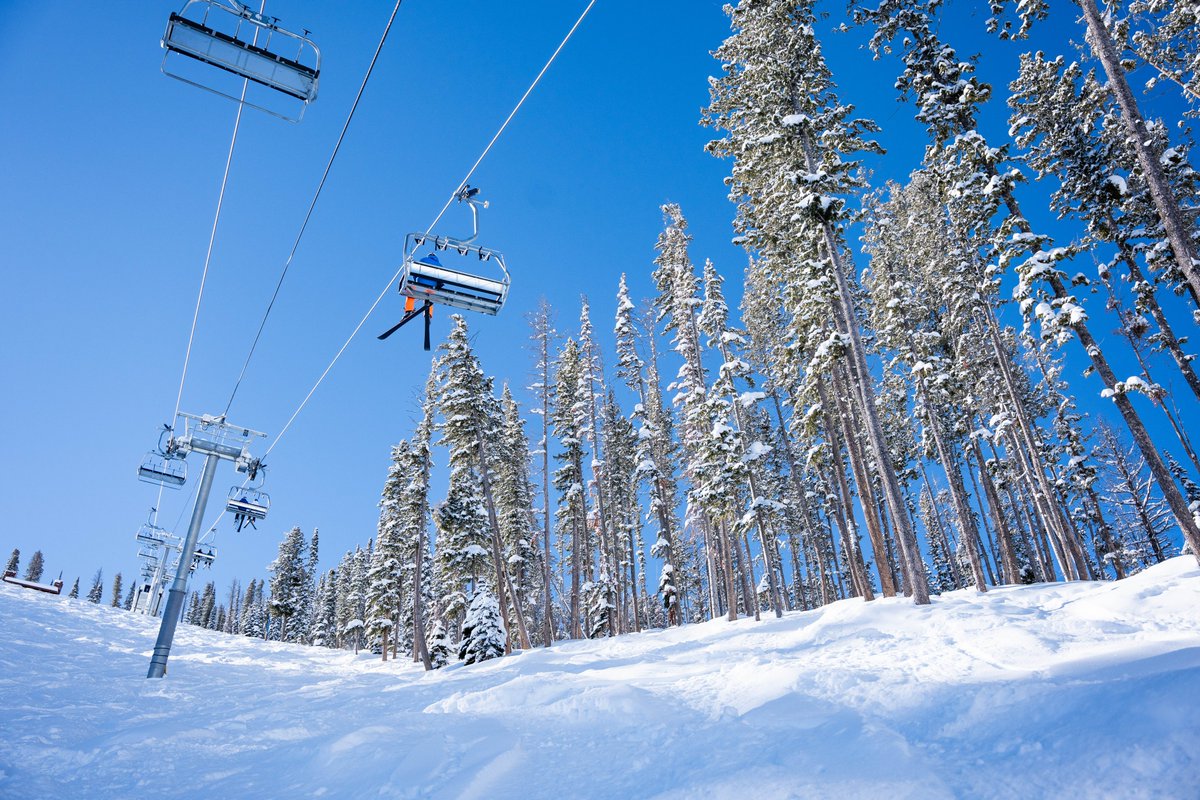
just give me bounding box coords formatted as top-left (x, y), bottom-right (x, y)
top-left (0, 0), bottom-right (1193, 594)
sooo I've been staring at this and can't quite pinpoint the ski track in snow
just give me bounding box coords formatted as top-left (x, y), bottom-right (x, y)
top-left (1, 559), bottom-right (1198, 799)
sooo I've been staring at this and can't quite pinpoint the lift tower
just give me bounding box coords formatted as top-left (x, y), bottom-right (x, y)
top-left (144, 413), bottom-right (266, 678)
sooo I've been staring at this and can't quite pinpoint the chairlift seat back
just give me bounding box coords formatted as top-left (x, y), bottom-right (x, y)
top-left (162, 0), bottom-right (320, 122)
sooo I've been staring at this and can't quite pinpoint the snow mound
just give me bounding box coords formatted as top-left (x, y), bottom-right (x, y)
top-left (2, 559), bottom-right (1198, 799)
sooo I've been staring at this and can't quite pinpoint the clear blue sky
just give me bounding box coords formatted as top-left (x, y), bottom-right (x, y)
top-left (0, 0), bottom-right (1192, 594)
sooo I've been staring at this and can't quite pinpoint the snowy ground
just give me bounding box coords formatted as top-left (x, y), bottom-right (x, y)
top-left (1, 560), bottom-right (1198, 799)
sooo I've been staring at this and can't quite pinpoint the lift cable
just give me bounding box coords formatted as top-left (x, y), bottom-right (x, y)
top-left (171, 79), bottom-right (251, 437)
top-left (261, 0), bottom-right (598, 463)
top-left (223, 0), bottom-right (408, 418)
top-left (156, 45), bottom-right (260, 530)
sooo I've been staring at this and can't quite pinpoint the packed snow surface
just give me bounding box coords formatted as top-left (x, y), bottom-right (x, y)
top-left (2, 559), bottom-right (1199, 799)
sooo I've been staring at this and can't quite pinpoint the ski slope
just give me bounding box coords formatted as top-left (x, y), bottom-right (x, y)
top-left (1, 559), bottom-right (1198, 799)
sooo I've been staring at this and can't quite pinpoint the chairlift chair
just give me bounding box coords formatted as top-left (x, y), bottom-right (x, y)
top-left (135, 524), bottom-right (168, 546)
top-left (137, 427), bottom-right (187, 488)
top-left (226, 487), bottom-right (269, 532)
top-left (162, 0), bottom-right (321, 122)
top-left (193, 546), bottom-right (217, 569)
top-left (379, 186), bottom-right (511, 350)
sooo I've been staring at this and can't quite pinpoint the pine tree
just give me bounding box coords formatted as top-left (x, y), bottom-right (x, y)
top-left (428, 620), bottom-right (451, 669)
top-left (1128, 0), bottom-right (1200, 113)
top-left (22, 550), bottom-right (44, 583)
top-left (435, 315), bottom-right (529, 649)
top-left (528, 298), bottom-right (559, 645)
top-left (370, 440), bottom-right (412, 661)
top-left (552, 336), bottom-right (589, 637)
top-left (310, 570), bottom-right (339, 647)
top-left (110, 572), bottom-right (124, 607)
top-left (68, 577), bottom-right (79, 599)
top-left (614, 276), bottom-right (683, 624)
top-left (86, 569), bottom-right (103, 603)
top-left (268, 527), bottom-right (311, 643)
top-left (496, 384), bottom-right (545, 643)
top-left (1096, 422), bottom-right (1177, 569)
top-left (577, 298), bottom-right (620, 632)
top-left (458, 585), bottom-right (506, 665)
top-left (704, 0), bottom-right (929, 603)
top-left (5, 548), bottom-right (19, 576)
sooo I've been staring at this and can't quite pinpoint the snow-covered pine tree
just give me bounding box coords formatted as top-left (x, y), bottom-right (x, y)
top-left (652, 204), bottom-right (741, 619)
top-left (704, 0), bottom-right (929, 603)
top-left (697, 258), bottom-right (786, 616)
top-left (346, 544), bottom-right (371, 653)
top-left (196, 581), bottom-right (215, 628)
top-left (4, 548), bottom-right (18, 576)
top-left (602, 389), bottom-right (642, 632)
top-left (614, 275), bottom-right (683, 625)
top-left (123, 584), bottom-right (136, 610)
top-left (862, 176), bottom-right (991, 591)
top-left (496, 384), bottom-right (545, 643)
top-left (310, 569), bottom-right (339, 647)
top-left (983, 0), bottom-right (1200, 308)
top-left (457, 584), bottom-right (505, 665)
top-left (404, 370), bottom-right (437, 668)
top-left (22, 550), bottom-right (44, 583)
top-left (1128, 0), bottom-right (1200, 114)
top-left (268, 526), bottom-right (311, 643)
top-left (1096, 422), bottom-right (1177, 569)
top-left (552, 336), bottom-right (589, 638)
top-left (428, 619), bottom-right (451, 669)
top-left (853, 0), bottom-right (1198, 574)
top-left (369, 440), bottom-right (412, 661)
top-left (433, 456), bottom-right (491, 625)
top-left (1008, 52), bottom-right (1200, 406)
top-left (435, 315), bottom-right (528, 650)
top-left (577, 298), bottom-right (620, 631)
top-left (223, 579), bottom-right (241, 634)
top-left (333, 549), bottom-right (356, 648)
top-left (527, 297), bottom-right (558, 644)
top-left (68, 577), bottom-right (79, 599)
top-left (86, 569), bottom-right (103, 603)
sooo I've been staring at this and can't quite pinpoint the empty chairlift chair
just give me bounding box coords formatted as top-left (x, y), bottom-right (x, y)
top-left (138, 427), bottom-right (187, 488)
top-left (161, 0), bottom-right (321, 122)
top-left (379, 186), bottom-right (511, 349)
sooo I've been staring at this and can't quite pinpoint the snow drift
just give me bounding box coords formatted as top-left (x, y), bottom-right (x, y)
top-left (1, 558), bottom-right (1198, 799)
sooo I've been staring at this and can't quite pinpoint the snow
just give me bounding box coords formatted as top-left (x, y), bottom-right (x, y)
top-left (2, 559), bottom-right (1199, 798)
top-left (737, 391), bottom-right (766, 408)
top-left (741, 440), bottom-right (772, 462)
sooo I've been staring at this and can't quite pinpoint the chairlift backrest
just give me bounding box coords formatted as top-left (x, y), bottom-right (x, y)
top-left (162, 0), bottom-right (320, 122)
top-left (398, 234), bottom-right (510, 316)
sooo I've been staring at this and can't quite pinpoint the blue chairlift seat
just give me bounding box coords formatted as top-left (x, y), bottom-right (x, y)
top-left (138, 453), bottom-right (187, 488)
top-left (399, 236), bottom-right (510, 316)
top-left (162, 0), bottom-right (320, 122)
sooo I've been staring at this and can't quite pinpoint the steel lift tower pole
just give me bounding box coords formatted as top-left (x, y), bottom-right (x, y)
top-left (146, 413), bottom-right (265, 678)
